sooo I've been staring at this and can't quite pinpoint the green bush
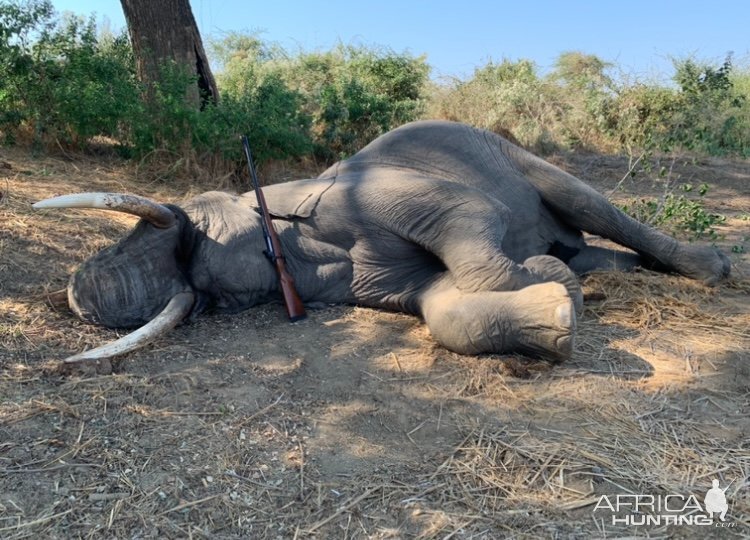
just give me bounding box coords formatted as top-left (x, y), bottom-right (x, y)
top-left (604, 84), bottom-right (678, 153)
top-left (119, 64), bottom-right (313, 171)
top-left (2, 2), bottom-right (748, 170)
top-left (0, 0), bottom-right (141, 147)
top-left (618, 183), bottom-right (726, 240)
top-left (216, 38), bottom-right (430, 160)
top-left (429, 54), bottom-right (617, 153)
top-left (205, 33), bottom-right (312, 164)
top-left (430, 52), bottom-right (750, 158)
top-left (128, 32), bottom-right (430, 168)
top-left (669, 57), bottom-right (748, 155)
top-left (0, 3), bottom-right (428, 168)
top-left (0, 6), bottom-right (312, 166)
top-left (430, 59), bottom-right (556, 150)
top-left (196, 74), bottom-right (312, 164)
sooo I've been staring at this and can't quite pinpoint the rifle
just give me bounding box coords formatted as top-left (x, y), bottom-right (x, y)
top-left (241, 136), bottom-right (307, 322)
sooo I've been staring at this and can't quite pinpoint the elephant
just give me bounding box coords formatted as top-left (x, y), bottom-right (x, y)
top-left (33, 120), bottom-right (730, 364)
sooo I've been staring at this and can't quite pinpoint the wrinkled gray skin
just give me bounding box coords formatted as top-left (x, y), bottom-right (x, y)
top-left (69, 121), bottom-right (730, 362)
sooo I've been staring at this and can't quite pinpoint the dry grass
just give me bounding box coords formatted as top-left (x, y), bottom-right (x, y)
top-left (1, 147), bottom-right (749, 539)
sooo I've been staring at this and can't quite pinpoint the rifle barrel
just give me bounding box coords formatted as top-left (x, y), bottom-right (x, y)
top-left (241, 136), bottom-right (307, 321)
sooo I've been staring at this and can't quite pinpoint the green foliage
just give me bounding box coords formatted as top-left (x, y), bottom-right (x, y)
top-left (591, 56), bottom-right (750, 156)
top-left (430, 59), bottom-right (561, 152)
top-left (553, 52), bottom-right (613, 90)
top-left (430, 53), bottom-right (619, 153)
top-left (212, 35), bottom-right (429, 161)
top-left (604, 84), bottom-right (676, 152)
top-left (2, 3), bottom-right (749, 171)
top-left (200, 73), bottom-right (312, 164)
top-left (618, 183), bottom-right (726, 240)
top-left (105, 33), bottom-right (311, 165)
top-left (649, 57), bottom-right (747, 155)
top-left (550, 52), bottom-right (616, 149)
top-left (217, 39), bottom-right (430, 160)
top-left (431, 51), bottom-right (750, 158)
top-left (0, 5), bottom-right (425, 167)
top-left (0, 0), bottom-right (141, 147)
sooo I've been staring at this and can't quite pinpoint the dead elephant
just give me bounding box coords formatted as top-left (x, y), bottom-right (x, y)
top-left (34, 121), bottom-right (730, 363)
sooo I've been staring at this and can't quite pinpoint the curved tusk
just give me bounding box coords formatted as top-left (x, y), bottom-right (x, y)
top-left (33, 192), bottom-right (176, 228)
top-left (63, 292), bottom-right (194, 363)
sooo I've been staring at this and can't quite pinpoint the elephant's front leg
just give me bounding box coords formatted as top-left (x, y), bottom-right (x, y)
top-left (419, 278), bottom-right (576, 362)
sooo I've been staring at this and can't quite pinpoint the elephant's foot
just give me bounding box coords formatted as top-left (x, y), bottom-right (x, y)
top-left (523, 255), bottom-right (583, 314)
top-left (510, 282), bottom-right (576, 362)
top-left (420, 281), bottom-right (576, 362)
top-left (670, 244), bottom-right (731, 285)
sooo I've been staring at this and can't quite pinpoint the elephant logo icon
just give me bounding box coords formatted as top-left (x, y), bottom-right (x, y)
top-left (704, 479), bottom-right (729, 521)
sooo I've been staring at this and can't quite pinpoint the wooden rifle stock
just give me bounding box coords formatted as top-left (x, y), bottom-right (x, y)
top-left (242, 136), bottom-right (307, 322)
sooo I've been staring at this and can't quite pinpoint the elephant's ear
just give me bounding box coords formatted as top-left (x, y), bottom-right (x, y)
top-left (261, 177), bottom-right (336, 219)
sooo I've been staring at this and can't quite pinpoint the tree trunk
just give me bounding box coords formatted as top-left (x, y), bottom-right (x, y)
top-left (120, 0), bottom-right (218, 108)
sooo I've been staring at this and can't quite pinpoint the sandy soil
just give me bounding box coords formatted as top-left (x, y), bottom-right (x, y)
top-left (1, 147), bottom-right (748, 539)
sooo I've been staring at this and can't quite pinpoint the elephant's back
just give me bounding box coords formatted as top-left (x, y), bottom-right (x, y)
top-left (321, 120), bottom-right (525, 194)
top-left (319, 120), bottom-right (581, 262)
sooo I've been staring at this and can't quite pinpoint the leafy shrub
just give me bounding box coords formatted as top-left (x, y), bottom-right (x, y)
top-left (596, 56), bottom-right (750, 157)
top-left (429, 53), bottom-right (618, 153)
top-left (0, 0), bottom-right (141, 147)
top-left (216, 38), bottom-right (430, 160)
top-left (549, 52), bottom-right (616, 149)
top-left (129, 65), bottom-right (304, 161)
top-left (430, 52), bottom-right (750, 158)
top-left (197, 74), bottom-right (312, 164)
top-left (309, 49), bottom-right (428, 159)
top-left (430, 59), bottom-right (560, 151)
top-left (130, 33), bottom-right (430, 169)
top-left (618, 183), bottom-right (726, 240)
top-left (604, 84), bottom-right (678, 153)
top-left (2, 2), bottom-right (748, 171)
top-left (671, 57), bottom-right (748, 155)
top-left (0, 3), bottom-right (428, 170)
top-left (207, 33), bottom-right (313, 163)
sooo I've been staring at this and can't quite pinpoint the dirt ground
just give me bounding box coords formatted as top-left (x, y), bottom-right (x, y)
top-left (1, 146), bottom-right (748, 539)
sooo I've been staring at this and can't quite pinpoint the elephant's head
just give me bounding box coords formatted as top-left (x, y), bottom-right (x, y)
top-left (34, 193), bottom-right (197, 362)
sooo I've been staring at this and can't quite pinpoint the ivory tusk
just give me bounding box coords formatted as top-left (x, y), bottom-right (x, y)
top-left (63, 292), bottom-right (194, 363)
top-left (33, 192), bottom-right (176, 228)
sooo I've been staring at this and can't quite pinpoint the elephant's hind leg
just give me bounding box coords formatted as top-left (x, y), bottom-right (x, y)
top-left (510, 147), bottom-right (731, 284)
top-left (372, 178), bottom-right (584, 307)
top-left (420, 280), bottom-right (576, 362)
